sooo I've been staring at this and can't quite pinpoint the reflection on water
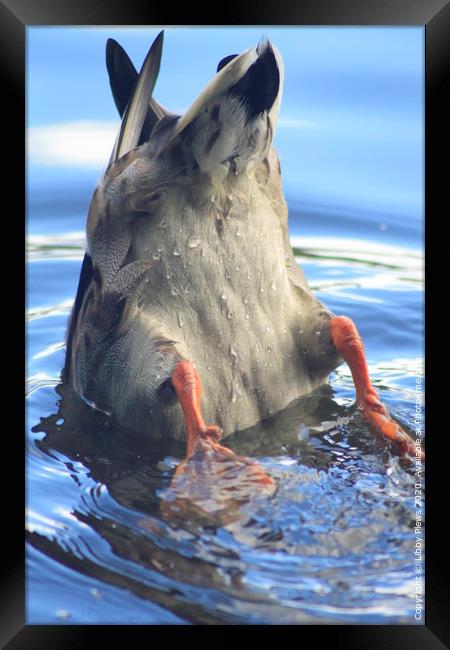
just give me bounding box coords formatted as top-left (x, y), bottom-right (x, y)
top-left (26, 224), bottom-right (424, 624)
top-left (28, 377), bottom-right (420, 625)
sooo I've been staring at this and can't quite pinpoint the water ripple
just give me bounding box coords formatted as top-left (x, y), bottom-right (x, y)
top-left (26, 232), bottom-right (424, 624)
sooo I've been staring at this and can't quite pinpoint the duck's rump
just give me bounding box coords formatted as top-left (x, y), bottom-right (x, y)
top-left (69, 192), bottom-right (341, 441)
top-left (111, 220), bottom-right (339, 440)
top-left (80, 290), bottom-right (340, 442)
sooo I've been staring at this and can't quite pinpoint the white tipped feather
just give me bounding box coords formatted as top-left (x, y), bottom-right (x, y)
top-left (110, 31), bottom-right (164, 164)
top-left (169, 47), bottom-right (258, 142)
top-left (266, 43), bottom-right (284, 136)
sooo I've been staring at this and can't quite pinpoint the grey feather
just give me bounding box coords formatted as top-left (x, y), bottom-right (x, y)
top-left (114, 260), bottom-right (153, 295)
top-left (90, 217), bottom-right (131, 288)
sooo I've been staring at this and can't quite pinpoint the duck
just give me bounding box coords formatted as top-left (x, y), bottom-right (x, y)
top-left (63, 32), bottom-right (423, 498)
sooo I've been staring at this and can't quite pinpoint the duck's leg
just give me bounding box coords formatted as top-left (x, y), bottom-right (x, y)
top-left (330, 316), bottom-right (424, 461)
top-left (171, 360), bottom-right (275, 487)
top-left (171, 360), bottom-right (223, 456)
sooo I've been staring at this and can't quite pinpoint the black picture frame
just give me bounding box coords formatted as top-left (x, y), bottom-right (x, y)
top-left (11, 0), bottom-right (449, 646)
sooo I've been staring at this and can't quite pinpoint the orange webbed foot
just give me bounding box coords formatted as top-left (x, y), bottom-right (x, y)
top-left (161, 438), bottom-right (276, 525)
top-left (163, 361), bottom-right (276, 524)
top-left (360, 396), bottom-right (424, 461)
top-left (330, 316), bottom-right (424, 462)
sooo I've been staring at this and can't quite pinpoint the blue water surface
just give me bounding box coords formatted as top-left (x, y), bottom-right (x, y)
top-left (26, 27), bottom-right (425, 625)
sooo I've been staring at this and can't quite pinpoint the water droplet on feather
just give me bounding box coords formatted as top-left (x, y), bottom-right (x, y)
top-left (187, 236), bottom-right (201, 248)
